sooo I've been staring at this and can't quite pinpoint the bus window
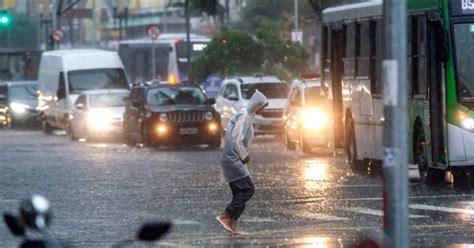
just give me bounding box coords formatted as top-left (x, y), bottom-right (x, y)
top-left (409, 15), bottom-right (428, 97)
top-left (344, 22), bottom-right (356, 78)
top-left (357, 20), bottom-right (370, 78)
top-left (370, 19), bottom-right (382, 95)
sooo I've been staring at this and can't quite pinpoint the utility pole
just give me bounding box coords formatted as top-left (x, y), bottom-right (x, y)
top-left (382, 0), bottom-right (409, 247)
top-left (185, 0), bottom-right (191, 73)
top-left (294, 0), bottom-right (298, 30)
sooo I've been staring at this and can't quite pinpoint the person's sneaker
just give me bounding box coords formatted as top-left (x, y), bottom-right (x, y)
top-left (216, 212), bottom-right (233, 233)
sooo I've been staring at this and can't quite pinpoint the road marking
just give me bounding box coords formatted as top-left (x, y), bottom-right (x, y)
top-left (240, 217), bottom-right (276, 223)
top-left (410, 204), bottom-right (474, 215)
top-left (173, 219), bottom-right (200, 225)
top-left (341, 207), bottom-right (428, 218)
top-left (276, 209), bottom-right (349, 221)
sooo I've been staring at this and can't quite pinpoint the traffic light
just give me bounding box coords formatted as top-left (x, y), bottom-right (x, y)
top-left (0, 11), bottom-right (12, 27)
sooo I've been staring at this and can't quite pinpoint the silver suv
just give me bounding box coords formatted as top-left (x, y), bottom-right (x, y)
top-left (215, 75), bottom-right (289, 135)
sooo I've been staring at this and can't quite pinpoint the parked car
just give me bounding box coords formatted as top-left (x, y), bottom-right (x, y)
top-left (123, 82), bottom-right (221, 148)
top-left (37, 49), bottom-right (129, 134)
top-left (283, 74), bottom-right (334, 154)
top-left (69, 89), bottom-right (129, 141)
top-left (0, 81), bottom-right (39, 128)
top-left (215, 75), bottom-right (289, 135)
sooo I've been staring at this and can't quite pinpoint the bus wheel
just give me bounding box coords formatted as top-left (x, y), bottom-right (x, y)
top-left (415, 130), bottom-right (444, 186)
top-left (346, 120), bottom-right (362, 172)
top-left (452, 169), bottom-right (472, 188)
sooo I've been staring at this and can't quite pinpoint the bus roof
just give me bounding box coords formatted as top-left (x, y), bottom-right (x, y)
top-left (119, 33), bottom-right (211, 45)
top-left (323, 0), bottom-right (439, 23)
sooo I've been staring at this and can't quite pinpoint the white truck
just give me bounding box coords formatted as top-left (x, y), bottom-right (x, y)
top-left (37, 49), bottom-right (129, 133)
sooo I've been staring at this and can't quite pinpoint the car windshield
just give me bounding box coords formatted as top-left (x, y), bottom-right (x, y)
top-left (241, 83), bottom-right (289, 99)
top-left (67, 68), bottom-right (129, 94)
top-left (147, 86), bottom-right (206, 105)
top-left (454, 23), bottom-right (474, 102)
top-left (10, 84), bottom-right (37, 101)
top-left (305, 86), bottom-right (324, 106)
top-left (89, 92), bottom-right (129, 108)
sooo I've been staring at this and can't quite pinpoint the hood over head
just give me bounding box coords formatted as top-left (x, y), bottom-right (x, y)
top-left (246, 91), bottom-right (268, 114)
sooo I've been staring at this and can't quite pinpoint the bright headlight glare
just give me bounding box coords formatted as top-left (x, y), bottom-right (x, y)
top-left (87, 109), bottom-right (112, 130)
top-left (156, 124), bottom-right (168, 135)
top-left (159, 113), bottom-right (168, 121)
top-left (461, 118), bottom-right (474, 130)
top-left (208, 122), bottom-right (218, 132)
top-left (301, 108), bottom-right (327, 130)
top-left (204, 111), bottom-right (213, 121)
top-left (10, 102), bottom-right (29, 114)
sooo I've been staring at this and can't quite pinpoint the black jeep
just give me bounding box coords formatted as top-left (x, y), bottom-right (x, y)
top-left (123, 83), bottom-right (221, 148)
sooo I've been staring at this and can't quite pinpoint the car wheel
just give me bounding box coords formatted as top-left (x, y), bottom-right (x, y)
top-left (452, 169), bottom-right (471, 188)
top-left (414, 128), bottom-right (444, 186)
top-left (285, 131), bottom-right (296, 151)
top-left (141, 124), bottom-right (154, 147)
top-left (68, 125), bottom-right (77, 141)
top-left (300, 132), bottom-right (312, 154)
top-left (208, 137), bottom-right (221, 149)
top-left (42, 119), bottom-right (54, 135)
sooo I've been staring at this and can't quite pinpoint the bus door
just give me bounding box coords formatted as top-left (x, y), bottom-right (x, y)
top-left (329, 23), bottom-right (345, 148)
top-left (428, 19), bottom-right (447, 165)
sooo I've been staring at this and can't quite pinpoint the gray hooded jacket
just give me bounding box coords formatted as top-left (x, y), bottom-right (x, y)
top-left (220, 91), bottom-right (268, 183)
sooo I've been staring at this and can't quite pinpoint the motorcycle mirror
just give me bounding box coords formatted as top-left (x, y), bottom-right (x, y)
top-left (136, 222), bottom-right (172, 242)
top-left (20, 195), bottom-right (52, 230)
top-left (3, 213), bottom-right (25, 236)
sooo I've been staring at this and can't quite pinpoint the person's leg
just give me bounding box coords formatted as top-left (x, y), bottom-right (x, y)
top-left (217, 182), bottom-right (239, 233)
top-left (225, 176), bottom-right (255, 233)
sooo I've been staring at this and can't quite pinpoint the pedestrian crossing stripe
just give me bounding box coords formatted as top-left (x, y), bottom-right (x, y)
top-left (341, 207), bottom-right (428, 218)
top-left (410, 204), bottom-right (474, 215)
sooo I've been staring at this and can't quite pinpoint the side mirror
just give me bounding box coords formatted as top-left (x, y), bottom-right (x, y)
top-left (437, 29), bottom-right (449, 62)
top-left (75, 103), bottom-right (85, 110)
top-left (206, 98), bottom-right (216, 105)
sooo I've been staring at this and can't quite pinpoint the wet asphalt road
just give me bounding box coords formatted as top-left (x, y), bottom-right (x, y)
top-left (1, 129), bottom-right (474, 247)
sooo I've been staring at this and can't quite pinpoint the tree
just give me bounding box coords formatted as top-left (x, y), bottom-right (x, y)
top-left (189, 27), bottom-right (264, 81)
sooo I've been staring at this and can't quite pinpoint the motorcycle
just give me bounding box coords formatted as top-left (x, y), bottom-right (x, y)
top-left (3, 195), bottom-right (172, 248)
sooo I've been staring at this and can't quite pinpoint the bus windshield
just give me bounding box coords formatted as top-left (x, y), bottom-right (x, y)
top-left (305, 86), bottom-right (323, 106)
top-left (147, 86), bottom-right (206, 106)
top-left (118, 44), bottom-right (170, 83)
top-left (454, 23), bottom-right (474, 102)
top-left (176, 41), bottom-right (208, 78)
top-left (67, 69), bottom-right (128, 94)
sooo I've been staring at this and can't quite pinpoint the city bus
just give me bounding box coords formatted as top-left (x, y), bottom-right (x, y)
top-left (322, 0), bottom-right (474, 185)
top-left (118, 33), bottom-right (211, 84)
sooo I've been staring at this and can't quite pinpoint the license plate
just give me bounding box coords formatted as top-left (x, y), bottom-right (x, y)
top-left (179, 127), bottom-right (198, 135)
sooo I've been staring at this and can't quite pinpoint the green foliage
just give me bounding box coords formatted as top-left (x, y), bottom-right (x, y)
top-left (190, 0), bottom-right (220, 16)
top-left (189, 27), bottom-right (264, 81)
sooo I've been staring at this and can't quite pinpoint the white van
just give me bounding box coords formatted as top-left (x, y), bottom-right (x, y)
top-left (38, 49), bottom-right (129, 133)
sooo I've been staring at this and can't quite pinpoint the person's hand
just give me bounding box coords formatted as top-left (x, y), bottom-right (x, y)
top-left (242, 156), bottom-right (250, 164)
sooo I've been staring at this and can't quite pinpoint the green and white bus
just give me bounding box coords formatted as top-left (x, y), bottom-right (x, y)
top-left (322, 0), bottom-right (474, 185)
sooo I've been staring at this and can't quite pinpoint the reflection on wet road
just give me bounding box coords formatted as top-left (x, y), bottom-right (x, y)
top-left (0, 130), bottom-right (474, 246)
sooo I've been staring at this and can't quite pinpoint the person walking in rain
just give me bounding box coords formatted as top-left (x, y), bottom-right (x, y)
top-left (216, 91), bottom-right (268, 234)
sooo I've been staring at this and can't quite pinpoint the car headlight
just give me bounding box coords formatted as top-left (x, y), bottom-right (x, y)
top-left (159, 113), bottom-right (168, 121)
top-left (87, 109), bottom-right (112, 130)
top-left (10, 102), bottom-right (29, 114)
top-left (204, 111), bottom-right (213, 121)
top-left (301, 108), bottom-right (327, 131)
